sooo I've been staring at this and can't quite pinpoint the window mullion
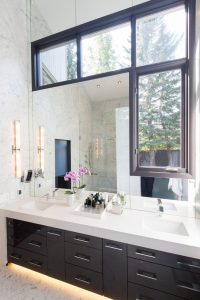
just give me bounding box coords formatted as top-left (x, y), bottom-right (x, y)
top-left (77, 35), bottom-right (81, 79)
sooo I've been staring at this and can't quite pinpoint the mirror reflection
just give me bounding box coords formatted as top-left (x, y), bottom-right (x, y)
top-left (32, 72), bottom-right (195, 216)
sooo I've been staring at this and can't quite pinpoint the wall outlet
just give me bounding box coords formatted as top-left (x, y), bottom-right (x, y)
top-left (18, 190), bottom-right (22, 195)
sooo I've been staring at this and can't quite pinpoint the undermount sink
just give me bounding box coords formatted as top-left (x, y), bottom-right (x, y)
top-left (144, 217), bottom-right (189, 236)
top-left (21, 201), bottom-right (53, 211)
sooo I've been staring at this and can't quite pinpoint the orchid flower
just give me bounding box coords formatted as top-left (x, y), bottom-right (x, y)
top-left (64, 171), bottom-right (80, 184)
top-left (79, 167), bottom-right (91, 176)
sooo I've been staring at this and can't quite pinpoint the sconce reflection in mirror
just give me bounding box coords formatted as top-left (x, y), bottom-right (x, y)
top-left (12, 120), bottom-right (21, 178)
top-left (34, 168), bottom-right (44, 179)
top-left (95, 137), bottom-right (103, 159)
top-left (38, 126), bottom-right (44, 171)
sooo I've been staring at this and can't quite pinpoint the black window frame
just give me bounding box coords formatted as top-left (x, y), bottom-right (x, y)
top-left (31, 0), bottom-right (196, 179)
top-left (132, 60), bottom-right (188, 177)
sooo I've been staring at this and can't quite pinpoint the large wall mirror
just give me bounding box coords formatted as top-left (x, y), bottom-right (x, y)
top-left (30, 0), bottom-right (197, 218)
top-left (31, 72), bottom-right (196, 217)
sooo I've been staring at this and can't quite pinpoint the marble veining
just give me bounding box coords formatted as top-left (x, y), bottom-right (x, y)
top-left (0, 264), bottom-right (107, 300)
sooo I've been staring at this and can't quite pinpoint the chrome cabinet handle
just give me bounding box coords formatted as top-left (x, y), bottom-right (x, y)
top-left (105, 244), bottom-right (123, 251)
top-left (10, 254), bottom-right (21, 260)
top-left (136, 249), bottom-right (155, 259)
top-left (177, 281), bottom-right (200, 293)
top-left (28, 241), bottom-right (41, 247)
top-left (28, 260), bottom-right (42, 268)
top-left (47, 231), bottom-right (61, 237)
top-left (74, 254), bottom-right (90, 262)
top-left (137, 271), bottom-right (157, 281)
top-left (74, 236), bottom-right (89, 243)
top-left (75, 276), bottom-right (90, 285)
top-left (177, 260), bottom-right (200, 269)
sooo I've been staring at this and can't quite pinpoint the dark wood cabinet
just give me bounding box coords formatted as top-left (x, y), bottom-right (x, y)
top-left (128, 244), bottom-right (200, 274)
top-left (128, 283), bottom-right (184, 300)
top-left (66, 263), bottom-right (103, 294)
top-left (65, 231), bottom-right (102, 249)
top-left (64, 231), bottom-right (103, 294)
top-left (47, 227), bottom-right (65, 281)
top-left (6, 218), bottom-right (200, 300)
top-left (128, 258), bottom-right (173, 292)
top-left (103, 239), bottom-right (127, 300)
top-left (65, 242), bottom-right (102, 272)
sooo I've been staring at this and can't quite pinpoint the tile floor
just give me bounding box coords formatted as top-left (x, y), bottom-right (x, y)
top-left (0, 264), bottom-right (109, 300)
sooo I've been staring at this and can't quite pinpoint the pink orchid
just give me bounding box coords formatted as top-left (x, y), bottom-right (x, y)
top-left (79, 167), bottom-right (91, 175)
top-left (64, 171), bottom-right (80, 184)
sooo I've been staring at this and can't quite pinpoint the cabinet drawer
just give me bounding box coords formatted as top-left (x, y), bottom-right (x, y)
top-left (66, 263), bottom-right (103, 295)
top-left (176, 256), bottom-right (200, 274)
top-left (128, 283), bottom-right (185, 300)
top-left (7, 246), bottom-right (47, 274)
top-left (24, 251), bottom-right (47, 274)
top-left (128, 258), bottom-right (200, 300)
top-left (47, 227), bottom-right (64, 239)
top-left (173, 268), bottom-right (200, 300)
top-left (128, 244), bottom-right (200, 274)
top-left (7, 246), bottom-right (26, 267)
top-left (20, 233), bottom-right (47, 255)
top-left (65, 231), bottom-right (102, 249)
top-left (128, 258), bottom-right (173, 292)
top-left (128, 245), bottom-right (170, 264)
top-left (65, 242), bottom-right (102, 272)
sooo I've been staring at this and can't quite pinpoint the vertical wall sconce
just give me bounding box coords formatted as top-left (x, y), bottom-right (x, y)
top-left (12, 120), bottom-right (21, 178)
top-left (95, 137), bottom-right (104, 159)
top-left (38, 126), bottom-right (44, 171)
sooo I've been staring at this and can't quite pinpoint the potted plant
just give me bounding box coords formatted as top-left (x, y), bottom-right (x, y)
top-left (64, 171), bottom-right (80, 206)
top-left (77, 166), bottom-right (91, 196)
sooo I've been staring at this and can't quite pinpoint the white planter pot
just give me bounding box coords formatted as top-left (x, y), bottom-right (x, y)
top-left (66, 193), bottom-right (75, 206)
top-left (76, 187), bottom-right (86, 201)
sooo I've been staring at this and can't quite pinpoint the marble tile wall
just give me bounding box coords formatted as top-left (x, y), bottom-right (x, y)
top-left (0, 0), bottom-right (31, 200)
top-left (87, 98), bottom-right (128, 193)
top-left (31, 0), bottom-right (52, 41)
top-left (32, 84), bottom-right (81, 196)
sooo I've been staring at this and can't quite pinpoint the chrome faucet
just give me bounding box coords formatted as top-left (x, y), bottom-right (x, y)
top-left (157, 198), bottom-right (164, 212)
top-left (52, 188), bottom-right (59, 198)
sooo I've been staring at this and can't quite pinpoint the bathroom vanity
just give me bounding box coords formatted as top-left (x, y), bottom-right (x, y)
top-left (6, 214), bottom-right (200, 300)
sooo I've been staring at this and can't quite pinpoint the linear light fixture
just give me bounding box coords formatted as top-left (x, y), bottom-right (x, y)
top-left (38, 126), bottom-right (44, 171)
top-left (12, 120), bottom-right (21, 178)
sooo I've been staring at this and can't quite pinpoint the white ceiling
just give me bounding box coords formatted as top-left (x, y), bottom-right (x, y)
top-left (79, 73), bottom-right (129, 102)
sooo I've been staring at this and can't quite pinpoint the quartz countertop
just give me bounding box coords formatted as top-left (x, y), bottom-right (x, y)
top-left (1, 197), bottom-right (200, 260)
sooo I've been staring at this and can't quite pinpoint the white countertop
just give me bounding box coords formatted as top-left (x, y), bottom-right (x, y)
top-left (1, 197), bottom-right (200, 260)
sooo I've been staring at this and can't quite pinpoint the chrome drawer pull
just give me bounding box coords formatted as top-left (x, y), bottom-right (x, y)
top-left (137, 271), bottom-right (157, 281)
top-left (28, 260), bottom-right (42, 268)
top-left (74, 237), bottom-right (89, 243)
top-left (47, 231), bottom-right (61, 237)
top-left (136, 249), bottom-right (155, 259)
top-left (28, 241), bottom-right (41, 247)
top-left (177, 260), bottom-right (200, 269)
top-left (10, 254), bottom-right (21, 260)
top-left (74, 254), bottom-right (90, 262)
top-left (105, 245), bottom-right (123, 251)
top-left (75, 276), bottom-right (90, 285)
top-left (177, 282), bottom-right (200, 293)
